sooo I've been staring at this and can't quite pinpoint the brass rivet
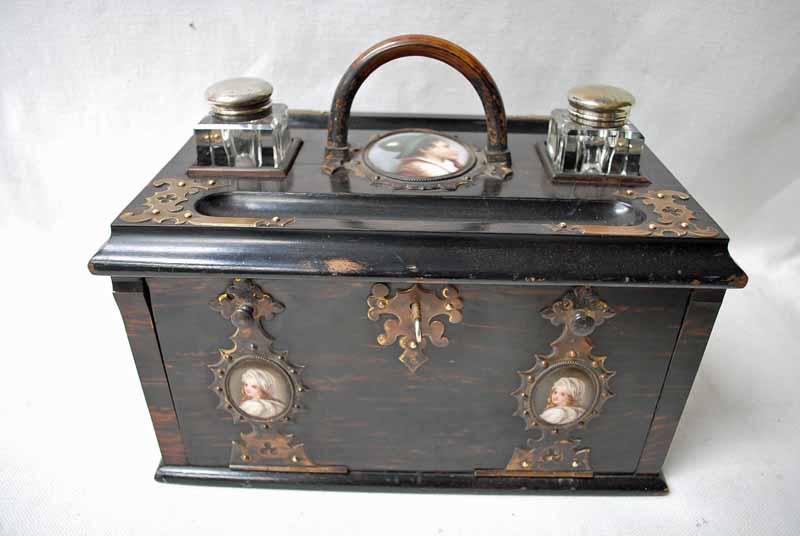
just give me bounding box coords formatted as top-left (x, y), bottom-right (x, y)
top-left (289, 368), bottom-right (296, 374)
top-left (177, 181), bottom-right (186, 187)
top-left (242, 454), bottom-right (250, 461)
top-left (521, 393), bottom-right (527, 398)
top-left (218, 370), bottom-right (225, 377)
top-left (657, 192), bottom-right (665, 199)
top-left (592, 361), bottom-right (599, 368)
top-left (522, 461), bottom-right (530, 468)
top-left (291, 455), bottom-right (299, 463)
top-left (208, 179), bottom-right (216, 185)
top-left (409, 341), bottom-right (418, 349)
top-left (567, 350), bottom-right (577, 358)
top-left (572, 460), bottom-right (580, 468)
top-left (542, 361), bottom-right (549, 368)
top-left (444, 303), bottom-right (453, 311)
top-left (377, 301), bottom-right (386, 309)
top-left (297, 386), bottom-right (304, 392)
top-left (523, 410), bottom-right (529, 415)
top-left (263, 424), bottom-right (269, 429)
top-left (215, 386), bottom-right (222, 392)
top-left (625, 189), bottom-right (634, 195)
top-left (648, 223), bottom-right (657, 230)
top-left (377, 334), bottom-right (387, 344)
top-left (271, 216), bottom-right (280, 223)
top-left (527, 376), bottom-right (534, 383)
top-left (183, 211), bottom-right (192, 218)
top-left (680, 222), bottom-right (689, 228)
top-left (558, 222), bottom-right (567, 228)
top-left (151, 209), bottom-right (160, 215)
top-left (250, 343), bottom-right (257, 351)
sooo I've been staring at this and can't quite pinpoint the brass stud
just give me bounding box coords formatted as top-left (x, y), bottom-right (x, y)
top-left (680, 222), bottom-right (689, 228)
top-left (218, 370), bottom-right (225, 377)
top-left (567, 350), bottom-right (577, 358)
top-left (377, 300), bottom-right (386, 309)
top-left (625, 189), bottom-right (634, 195)
top-left (571, 460), bottom-right (580, 468)
top-left (177, 181), bottom-right (186, 187)
top-left (558, 222), bottom-right (567, 229)
top-left (521, 460), bottom-right (531, 468)
top-left (648, 223), bottom-right (657, 230)
top-left (521, 393), bottom-right (527, 398)
top-left (527, 375), bottom-right (534, 383)
top-left (442, 288), bottom-right (451, 298)
top-left (289, 368), bottom-right (296, 374)
top-left (242, 454), bottom-right (250, 461)
top-left (215, 386), bottom-right (223, 392)
top-left (262, 424), bottom-right (269, 430)
top-left (522, 410), bottom-right (529, 416)
top-left (151, 209), bottom-right (160, 215)
top-left (297, 386), bottom-right (304, 392)
top-left (250, 343), bottom-right (258, 351)
top-left (291, 455), bottom-right (300, 463)
top-left (444, 303), bottom-right (453, 311)
top-left (592, 361), bottom-right (599, 368)
top-left (377, 334), bottom-right (387, 344)
top-left (657, 192), bottom-right (665, 199)
top-left (409, 341), bottom-right (418, 349)
top-left (183, 212), bottom-right (192, 218)
top-left (271, 216), bottom-right (281, 223)
top-left (208, 179), bottom-right (216, 185)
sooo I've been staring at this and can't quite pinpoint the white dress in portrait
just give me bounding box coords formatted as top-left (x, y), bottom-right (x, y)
top-left (239, 398), bottom-right (287, 419)
top-left (539, 405), bottom-right (585, 425)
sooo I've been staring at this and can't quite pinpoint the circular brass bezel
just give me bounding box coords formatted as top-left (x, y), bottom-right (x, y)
top-left (223, 355), bottom-right (297, 424)
top-left (361, 128), bottom-right (477, 184)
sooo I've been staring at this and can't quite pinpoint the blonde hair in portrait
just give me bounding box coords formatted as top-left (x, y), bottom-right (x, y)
top-left (240, 367), bottom-right (279, 402)
top-left (544, 376), bottom-right (585, 410)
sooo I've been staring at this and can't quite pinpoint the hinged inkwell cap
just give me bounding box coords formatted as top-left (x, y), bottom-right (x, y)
top-left (567, 85), bottom-right (635, 128)
top-left (546, 84), bottom-right (643, 176)
top-left (194, 76), bottom-right (293, 170)
top-left (205, 77), bottom-right (273, 120)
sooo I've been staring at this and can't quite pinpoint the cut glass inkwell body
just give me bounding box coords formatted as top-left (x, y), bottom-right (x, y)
top-left (194, 77), bottom-right (290, 168)
top-left (546, 85), bottom-right (644, 176)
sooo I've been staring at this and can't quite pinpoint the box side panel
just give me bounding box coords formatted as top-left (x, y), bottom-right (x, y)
top-left (113, 278), bottom-right (188, 465)
top-left (148, 278), bottom-right (686, 473)
top-left (636, 289), bottom-right (724, 473)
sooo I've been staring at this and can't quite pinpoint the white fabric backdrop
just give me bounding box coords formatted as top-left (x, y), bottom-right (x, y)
top-left (1, 1), bottom-right (798, 534)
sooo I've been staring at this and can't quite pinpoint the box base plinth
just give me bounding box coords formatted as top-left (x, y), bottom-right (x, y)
top-left (155, 464), bottom-right (668, 494)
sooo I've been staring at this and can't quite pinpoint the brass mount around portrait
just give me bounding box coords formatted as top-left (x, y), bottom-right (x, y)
top-left (209, 278), bottom-right (346, 474)
top-left (367, 283), bottom-right (463, 373)
top-left (341, 129), bottom-right (512, 191)
top-left (481, 287), bottom-right (616, 477)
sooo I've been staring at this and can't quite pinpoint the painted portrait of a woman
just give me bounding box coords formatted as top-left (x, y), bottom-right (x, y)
top-left (237, 367), bottom-right (288, 420)
top-left (539, 376), bottom-right (588, 425)
top-left (367, 132), bottom-right (470, 179)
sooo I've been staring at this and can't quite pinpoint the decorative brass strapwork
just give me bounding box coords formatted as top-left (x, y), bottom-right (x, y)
top-left (120, 178), bottom-right (294, 227)
top-left (478, 287), bottom-right (616, 477)
top-left (209, 279), bottom-right (346, 474)
top-left (549, 189), bottom-right (719, 238)
top-left (367, 283), bottom-right (463, 373)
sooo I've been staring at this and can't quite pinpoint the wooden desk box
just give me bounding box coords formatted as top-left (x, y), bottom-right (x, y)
top-left (89, 35), bottom-right (746, 493)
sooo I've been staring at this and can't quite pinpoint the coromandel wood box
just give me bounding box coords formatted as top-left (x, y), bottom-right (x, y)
top-left (89, 35), bottom-right (747, 493)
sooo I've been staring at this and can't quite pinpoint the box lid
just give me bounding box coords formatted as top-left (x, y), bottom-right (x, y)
top-left (89, 111), bottom-right (747, 289)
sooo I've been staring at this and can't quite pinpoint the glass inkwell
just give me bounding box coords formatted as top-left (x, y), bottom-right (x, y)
top-left (545, 85), bottom-right (644, 177)
top-left (192, 77), bottom-right (292, 172)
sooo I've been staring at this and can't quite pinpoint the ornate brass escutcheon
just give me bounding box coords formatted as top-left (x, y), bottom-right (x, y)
top-left (367, 283), bottom-right (463, 373)
top-left (478, 286), bottom-right (616, 478)
top-left (209, 278), bottom-right (347, 474)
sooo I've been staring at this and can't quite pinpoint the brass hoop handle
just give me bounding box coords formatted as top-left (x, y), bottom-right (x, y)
top-left (323, 34), bottom-right (511, 174)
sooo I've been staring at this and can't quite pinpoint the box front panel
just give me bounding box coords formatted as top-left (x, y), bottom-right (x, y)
top-left (148, 278), bottom-right (687, 474)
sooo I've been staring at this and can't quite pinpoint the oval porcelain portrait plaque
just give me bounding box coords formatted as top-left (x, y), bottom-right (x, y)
top-left (363, 130), bottom-right (476, 182)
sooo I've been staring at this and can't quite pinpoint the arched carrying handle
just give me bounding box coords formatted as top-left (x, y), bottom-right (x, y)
top-left (323, 34), bottom-right (511, 174)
